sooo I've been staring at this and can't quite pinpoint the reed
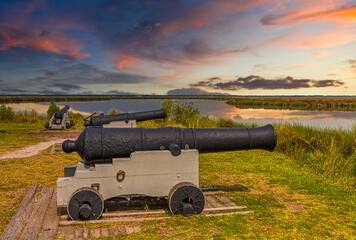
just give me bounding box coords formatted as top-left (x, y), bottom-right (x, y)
top-left (226, 98), bottom-right (356, 111)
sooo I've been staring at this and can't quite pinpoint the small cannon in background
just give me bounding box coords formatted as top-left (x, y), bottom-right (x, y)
top-left (84, 108), bottom-right (167, 128)
top-left (45, 105), bottom-right (74, 130)
top-left (57, 125), bottom-right (277, 220)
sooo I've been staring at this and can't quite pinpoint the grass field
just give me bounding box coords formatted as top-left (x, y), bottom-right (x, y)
top-left (0, 138), bottom-right (354, 239)
top-left (0, 123), bottom-right (46, 154)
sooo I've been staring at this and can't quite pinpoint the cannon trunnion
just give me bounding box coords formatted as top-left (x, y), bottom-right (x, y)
top-left (57, 125), bottom-right (277, 220)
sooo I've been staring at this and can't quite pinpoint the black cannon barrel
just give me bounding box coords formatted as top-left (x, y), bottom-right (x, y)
top-left (85, 108), bottom-right (167, 126)
top-left (55, 105), bottom-right (70, 119)
top-left (63, 124), bottom-right (277, 163)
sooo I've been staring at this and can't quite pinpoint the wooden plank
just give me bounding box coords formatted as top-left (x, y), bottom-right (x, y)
top-left (59, 216), bottom-right (171, 227)
top-left (60, 205), bottom-right (246, 221)
top-left (18, 186), bottom-right (54, 240)
top-left (37, 190), bottom-right (59, 240)
top-left (0, 183), bottom-right (39, 240)
top-left (204, 206), bottom-right (247, 212)
top-left (60, 209), bottom-right (165, 220)
top-left (59, 210), bottom-right (253, 227)
top-left (203, 191), bottom-right (225, 196)
top-left (205, 211), bottom-right (254, 217)
top-left (216, 195), bottom-right (237, 207)
top-left (205, 195), bottom-right (224, 208)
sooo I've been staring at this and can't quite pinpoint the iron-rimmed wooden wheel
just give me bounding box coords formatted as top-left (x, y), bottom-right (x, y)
top-left (168, 182), bottom-right (205, 216)
top-left (67, 187), bottom-right (104, 220)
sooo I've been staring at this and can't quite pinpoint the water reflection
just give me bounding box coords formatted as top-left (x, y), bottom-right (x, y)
top-left (5, 99), bottom-right (356, 130)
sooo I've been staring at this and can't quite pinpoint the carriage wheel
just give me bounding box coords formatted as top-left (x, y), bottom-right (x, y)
top-left (67, 187), bottom-right (104, 220)
top-left (168, 182), bottom-right (205, 216)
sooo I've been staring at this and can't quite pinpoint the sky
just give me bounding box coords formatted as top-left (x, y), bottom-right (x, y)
top-left (0, 0), bottom-right (355, 96)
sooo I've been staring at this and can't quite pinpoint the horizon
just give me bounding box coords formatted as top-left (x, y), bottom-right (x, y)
top-left (1, 0), bottom-right (355, 96)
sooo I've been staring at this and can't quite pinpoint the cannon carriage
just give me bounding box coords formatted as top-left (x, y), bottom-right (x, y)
top-left (45, 105), bottom-right (74, 130)
top-left (57, 124), bottom-right (277, 220)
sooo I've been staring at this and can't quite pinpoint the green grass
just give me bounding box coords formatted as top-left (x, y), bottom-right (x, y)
top-left (0, 109), bottom-right (355, 238)
top-left (1, 149), bottom-right (354, 239)
top-left (0, 123), bottom-right (46, 154)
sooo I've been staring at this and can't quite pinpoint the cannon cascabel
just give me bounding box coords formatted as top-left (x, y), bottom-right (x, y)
top-left (62, 124), bottom-right (277, 163)
top-left (85, 108), bottom-right (167, 126)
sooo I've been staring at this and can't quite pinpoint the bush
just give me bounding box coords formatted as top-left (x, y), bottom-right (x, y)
top-left (69, 112), bottom-right (84, 127)
top-left (108, 108), bottom-right (121, 115)
top-left (47, 100), bottom-right (60, 119)
top-left (0, 105), bottom-right (46, 123)
top-left (0, 105), bottom-right (15, 122)
top-left (160, 99), bottom-right (199, 126)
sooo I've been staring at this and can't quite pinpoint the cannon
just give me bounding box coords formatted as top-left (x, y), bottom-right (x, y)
top-left (84, 108), bottom-right (166, 128)
top-left (57, 125), bottom-right (277, 220)
top-left (45, 105), bottom-right (74, 130)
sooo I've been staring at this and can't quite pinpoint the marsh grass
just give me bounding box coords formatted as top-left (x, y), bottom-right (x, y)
top-left (275, 124), bottom-right (356, 186)
top-left (139, 103), bottom-right (356, 187)
top-left (226, 98), bottom-right (356, 111)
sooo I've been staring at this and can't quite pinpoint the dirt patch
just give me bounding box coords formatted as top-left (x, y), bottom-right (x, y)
top-left (0, 139), bottom-right (72, 160)
top-left (30, 130), bottom-right (82, 141)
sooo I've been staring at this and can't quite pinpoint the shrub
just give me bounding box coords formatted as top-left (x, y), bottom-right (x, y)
top-left (108, 108), bottom-right (121, 115)
top-left (0, 105), bottom-right (15, 122)
top-left (69, 112), bottom-right (84, 127)
top-left (47, 100), bottom-right (60, 119)
top-left (160, 99), bottom-right (199, 126)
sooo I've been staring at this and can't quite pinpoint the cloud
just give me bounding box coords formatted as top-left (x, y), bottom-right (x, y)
top-left (311, 50), bottom-right (334, 58)
top-left (191, 75), bottom-right (345, 90)
top-left (167, 88), bottom-right (230, 96)
top-left (0, 25), bottom-right (90, 58)
top-left (260, 4), bottom-right (356, 25)
top-left (286, 63), bottom-right (318, 70)
top-left (259, 30), bottom-right (356, 51)
top-left (39, 30), bottom-right (51, 37)
top-left (28, 63), bottom-right (152, 86)
top-left (53, 83), bottom-right (82, 91)
top-left (97, 1), bottom-right (256, 76)
top-left (347, 59), bottom-right (356, 73)
top-left (100, 90), bottom-right (138, 95)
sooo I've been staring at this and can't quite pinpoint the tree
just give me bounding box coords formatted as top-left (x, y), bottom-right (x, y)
top-left (47, 100), bottom-right (60, 118)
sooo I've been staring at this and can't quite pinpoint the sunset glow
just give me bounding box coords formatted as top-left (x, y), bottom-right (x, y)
top-left (0, 0), bottom-right (355, 95)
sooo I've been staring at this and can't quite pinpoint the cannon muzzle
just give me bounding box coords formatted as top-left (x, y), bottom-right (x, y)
top-left (63, 124), bottom-right (277, 164)
top-left (55, 105), bottom-right (70, 119)
top-left (84, 108), bottom-right (167, 126)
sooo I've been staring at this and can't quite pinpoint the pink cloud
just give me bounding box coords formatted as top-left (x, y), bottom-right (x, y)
top-left (259, 28), bottom-right (356, 50)
top-left (261, 4), bottom-right (356, 25)
top-left (160, 0), bottom-right (262, 34)
top-left (287, 63), bottom-right (318, 70)
top-left (310, 50), bottom-right (334, 58)
top-left (0, 28), bottom-right (90, 58)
